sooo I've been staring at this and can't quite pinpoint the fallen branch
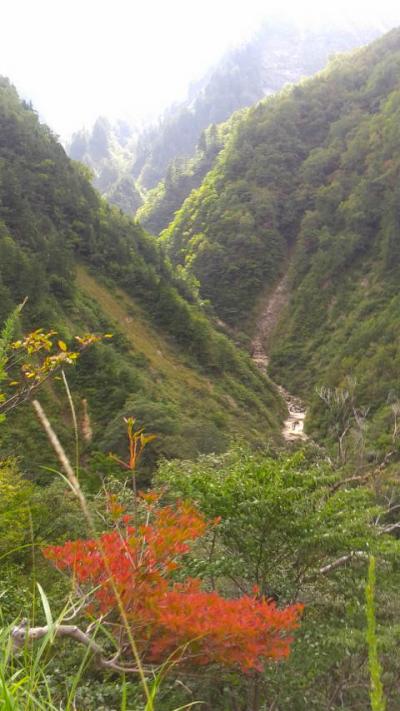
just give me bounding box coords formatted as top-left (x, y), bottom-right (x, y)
top-left (317, 552), bottom-right (368, 575)
top-left (11, 620), bottom-right (142, 674)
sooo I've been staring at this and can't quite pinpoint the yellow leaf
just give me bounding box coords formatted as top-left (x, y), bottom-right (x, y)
top-left (141, 433), bottom-right (157, 446)
top-left (58, 340), bottom-right (67, 352)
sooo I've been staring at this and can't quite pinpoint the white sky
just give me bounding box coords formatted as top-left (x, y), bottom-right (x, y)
top-left (1, 0), bottom-right (400, 140)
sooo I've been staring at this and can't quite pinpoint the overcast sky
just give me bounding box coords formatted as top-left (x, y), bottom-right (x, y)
top-left (1, 0), bottom-right (400, 140)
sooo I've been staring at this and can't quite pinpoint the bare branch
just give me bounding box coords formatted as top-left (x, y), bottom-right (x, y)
top-left (381, 503), bottom-right (400, 518)
top-left (0, 336), bottom-right (95, 417)
top-left (11, 620), bottom-right (144, 674)
top-left (330, 452), bottom-right (394, 493)
top-left (330, 472), bottom-right (374, 493)
top-left (305, 551), bottom-right (368, 580)
top-left (379, 522), bottom-right (400, 535)
top-left (0, 368), bottom-right (56, 416)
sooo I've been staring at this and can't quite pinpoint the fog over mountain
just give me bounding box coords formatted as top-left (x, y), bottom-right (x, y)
top-left (66, 10), bottom-right (400, 219)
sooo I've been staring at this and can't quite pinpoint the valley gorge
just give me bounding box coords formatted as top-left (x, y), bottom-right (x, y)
top-left (2, 14), bottom-right (400, 711)
top-left (251, 273), bottom-right (307, 441)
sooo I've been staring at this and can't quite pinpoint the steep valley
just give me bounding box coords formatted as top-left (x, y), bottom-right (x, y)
top-left (0, 76), bottom-right (284, 474)
top-left (163, 27), bottom-right (400, 455)
top-left (3, 17), bottom-right (400, 711)
top-left (68, 16), bottom-right (394, 228)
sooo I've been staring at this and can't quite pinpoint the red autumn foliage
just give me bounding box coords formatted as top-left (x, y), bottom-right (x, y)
top-left (43, 497), bottom-right (303, 672)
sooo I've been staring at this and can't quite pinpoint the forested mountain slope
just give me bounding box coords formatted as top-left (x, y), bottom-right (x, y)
top-left (68, 16), bottom-right (391, 220)
top-left (0, 77), bottom-right (283, 474)
top-left (68, 116), bottom-right (143, 214)
top-left (135, 116), bottom-right (242, 235)
top-left (133, 17), bottom-right (386, 191)
top-left (162, 28), bottom-right (400, 452)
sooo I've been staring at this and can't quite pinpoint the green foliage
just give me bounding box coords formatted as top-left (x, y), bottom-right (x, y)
top-left (137, 118), bottom-right (239, 235)
top-left (1, 429), bottom-right (400, 709)
top-left (163, 32), bottom-right (400, 326)
top-left (160, 79), bottom-right (322, 322)
top-left (68, 117), bottom-right (143, 216)
top-left (0, 593), bottom-right (140, 710)
top-left (157, 447), bottom-right (400, 709)
top-left (0, 305), bottom-right (22, 424)
top-left (366, 557), bottom-right (386, 711)
top-left (4, 22), bottom-right (400, 711)
top-left (0, 308), bottom-right (19, 380)
top-left (0, 459), bottom-right (33, 557)
top-left (267, 30), bottom-right (400, 451)
top-left (157, 448), bottom-right (393, 595)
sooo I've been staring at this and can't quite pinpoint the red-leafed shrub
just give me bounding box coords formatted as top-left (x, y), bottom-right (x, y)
top-left (44, 496), bottom-right (303, 672)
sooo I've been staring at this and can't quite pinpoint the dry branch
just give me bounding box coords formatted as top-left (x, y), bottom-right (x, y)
top-left (330, 452), bottom-right (393, 493)
top-left (304, 551), bottom-right (368, 581)
top-left (11, 620), bottom-right (143, 674)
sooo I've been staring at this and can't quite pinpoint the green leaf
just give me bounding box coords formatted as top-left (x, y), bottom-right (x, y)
top-left (37, 583), bottom-right (53, 633)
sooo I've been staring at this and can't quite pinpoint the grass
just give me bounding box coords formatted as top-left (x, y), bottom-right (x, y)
top-left (75, 264), bottom-right (283, 449)
top-left (75, 266), bottom-right (204, 387)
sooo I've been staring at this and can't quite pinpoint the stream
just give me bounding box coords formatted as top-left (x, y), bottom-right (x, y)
top-left (251, 275), bottom-right (307, 442)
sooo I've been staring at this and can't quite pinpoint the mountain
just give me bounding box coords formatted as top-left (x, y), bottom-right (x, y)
top-left (68, 117), bottom-right (143, 213)
top-left (0, 77), bottom-right (283, 476)
top-left (135, 114), bottom-right (243, 235)
top-left (67, 16), bottom-right (393, 225)
top-left (135, 16), bottom-right (392, 188)
top-left (162, 27), bottom-right (400, 454)
top-left (5, 26), bottom-right (400, 711)
top-left (5, 24), bottom-right (400, 711)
